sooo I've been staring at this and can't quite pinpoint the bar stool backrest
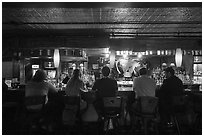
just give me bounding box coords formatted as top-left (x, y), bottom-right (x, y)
top-left (81, 92), bottom-right (96, 104)
top-left (139, 96), bottom-right (158, 114)
top-left (172, 95), bottom-right (187, 113)
top-left (103, 96), bottom-right (122, 113)
top-left (25, 95), bottom-right (46, 112)
top-left (62, 95), bottom-right (81, 125)
top-left (63, 95), bottom-right (80, 106)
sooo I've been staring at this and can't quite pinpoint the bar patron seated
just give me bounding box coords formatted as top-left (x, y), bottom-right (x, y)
top-left (2, 46), bottom-right (202, 135)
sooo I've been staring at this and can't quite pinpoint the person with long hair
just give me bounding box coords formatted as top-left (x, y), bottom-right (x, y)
top-left (25, 69), bottom-right (57, 105)
top-left (25, 69), bottom-right (63, 132)
top-left (65, 69), bottom-right (85, 96)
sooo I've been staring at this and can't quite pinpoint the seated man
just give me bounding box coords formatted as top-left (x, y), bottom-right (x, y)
top-left (133, 67), bottom-right (156, 98)
top-left (92, 66), bottom-right (118, 116)
top-left (131, 68), bottom-right (156, 124)
top-left (158, 67), bottom-right (184, 124)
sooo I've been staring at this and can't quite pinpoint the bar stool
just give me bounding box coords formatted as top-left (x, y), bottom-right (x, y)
top-left (62, 95), bottom-right (80, 126)
top-left (193, 93), bottom-right (202, 134)
top-left (24, 95), bottom-right (46, 133)
top-left (103, 96), bottom-right (122, 132)
top-left (81, 92), bottom-right (103, 134)
top-left (131, 96), bottom-right (159, 134)
top-left (169, 95), bottom-right (188, 135)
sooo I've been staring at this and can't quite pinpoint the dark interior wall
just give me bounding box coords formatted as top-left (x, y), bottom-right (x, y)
top-left (3, 36), bottom-right (109, 49)
top-left (3, 36), bottom-right (202, 51)
top-left (2, 61), bottom-right (13, 78)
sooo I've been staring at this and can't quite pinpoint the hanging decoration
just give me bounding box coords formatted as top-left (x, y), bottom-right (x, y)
top-left (54, 49), bottom-right (60, 68)
top-left (175, 48), bottom-right (182, 67)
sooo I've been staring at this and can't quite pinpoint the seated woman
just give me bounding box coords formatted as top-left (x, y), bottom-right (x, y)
top-left (65, 69), bottom-right (85, 97)
top-left (25, 69), bottom-right (57, 108)
top-left (64, 69), bottom-right (87, 124)
top-left (25, 69), bottom-right (64, 130)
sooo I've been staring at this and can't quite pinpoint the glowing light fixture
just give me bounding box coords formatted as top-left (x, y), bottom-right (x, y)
top-left (54, 49), bottom-right (60, 68)
top-left (162, 63), bottom-right (167, 66)
top-left (157, 50), bottom-right (160, 55)
top-left (105, 53), bottom-right (109, 58)
top-left (138, 53), bottom-right (142, 58)
top-left (175, 48), bottom-right (182, 67)
top-left (122, 50), bottom-right (128, 58)
top-left (165, 50), bottom-right (168, 55)
top-left (72, 63), bottom-right (76, 70)
top-left (80, 63), bottom-right (83, 67)
top-left (170, 63), bottom-right (175, 67)
top-left (116, 51), bottom-right (120, 55)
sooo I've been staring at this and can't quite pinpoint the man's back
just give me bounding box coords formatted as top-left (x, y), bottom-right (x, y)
top-left (161, 75), bottom-right (183, 96)
top-left (92, 77), bottom-right (118, 98)
top-left (133, 75), bottom-right (156, 97)
top-left (92, 66), bottom-right (118, 117)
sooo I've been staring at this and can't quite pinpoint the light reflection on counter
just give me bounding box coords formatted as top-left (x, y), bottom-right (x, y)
top-left (118, 87), bottom-right (133, 91)
top-left (117, 81), bottom-right (133, 85)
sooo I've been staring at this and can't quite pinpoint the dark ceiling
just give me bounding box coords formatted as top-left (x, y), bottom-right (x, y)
top-left (2, 2), bottom-right (202, 39)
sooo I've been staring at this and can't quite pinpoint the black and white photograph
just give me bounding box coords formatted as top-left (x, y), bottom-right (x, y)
top-left (2, 1), bottom-right (202, 135)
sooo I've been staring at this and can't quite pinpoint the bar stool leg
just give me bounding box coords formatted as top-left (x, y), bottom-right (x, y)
top-left (173, 115), bottom-right (181, 135)
top-left (143, 118), bottom-right (148, 134)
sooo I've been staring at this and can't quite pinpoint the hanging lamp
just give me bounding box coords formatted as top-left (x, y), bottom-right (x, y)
top-left (175, 48), bottom-right (182, 67)
top-left (53, 49), bottom-right (60, 68)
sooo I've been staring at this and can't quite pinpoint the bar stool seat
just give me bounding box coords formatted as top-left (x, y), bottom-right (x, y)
top-left (131, 96), bottom-right (159, 134)
top-left (23, 95), bottom-right (46, 133)
top-left (169, 95), bottom-right (188, 135)
top-left (103, 96), bottom-right (122, 131)
top-left (81, 93), bottom-right (102, 134)
top-left (62, 95), bottom-right (80, 126)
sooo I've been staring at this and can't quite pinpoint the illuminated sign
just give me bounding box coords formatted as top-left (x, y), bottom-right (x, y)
top-left (32, 65), bottom-right (39, 69)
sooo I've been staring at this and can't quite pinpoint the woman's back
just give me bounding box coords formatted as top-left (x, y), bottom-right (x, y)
top-left (25, 70), bottom-right (57, 104)
top-left (65, 78), bottom-right (83, 96)
top-left (65, 69), bottom-right (84, 96)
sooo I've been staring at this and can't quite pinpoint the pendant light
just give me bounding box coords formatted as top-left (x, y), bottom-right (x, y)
top-left (54, 49), bottom-right (60, 68)
top-left (175, 48), bottom-right (182, 67)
